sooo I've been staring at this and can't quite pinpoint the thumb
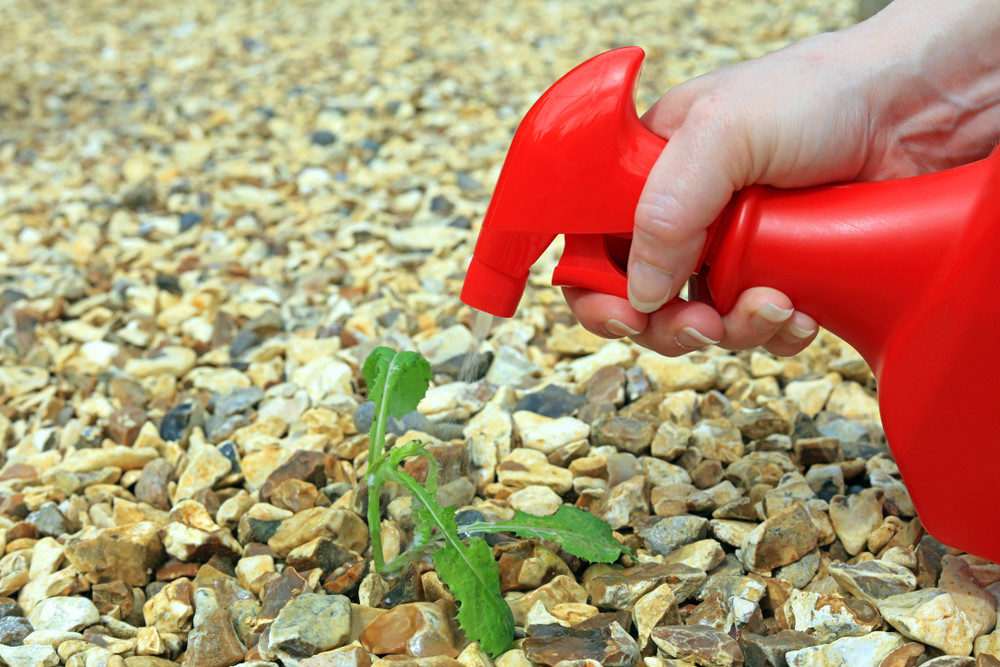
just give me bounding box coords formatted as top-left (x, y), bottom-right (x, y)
top-left (627, 116), bottom-right (747, 312)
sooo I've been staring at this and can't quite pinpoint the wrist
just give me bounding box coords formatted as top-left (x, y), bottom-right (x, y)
top-left (854, 0), bottom-right (1000, 168)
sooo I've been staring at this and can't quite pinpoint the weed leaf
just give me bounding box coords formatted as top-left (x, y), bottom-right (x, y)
top-left (463, 505), bottom-right (628, 562)
top-left (433, 537), bottom-right (514, 657)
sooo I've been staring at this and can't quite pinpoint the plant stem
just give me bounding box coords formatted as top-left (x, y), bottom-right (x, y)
top-left (367, 355), bottom-right (397, 572)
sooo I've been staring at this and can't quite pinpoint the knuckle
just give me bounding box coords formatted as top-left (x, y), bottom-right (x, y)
top-left (634, 195), bottom-right (687, 248)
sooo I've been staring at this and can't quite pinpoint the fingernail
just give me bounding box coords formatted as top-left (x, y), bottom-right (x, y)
top-left (628, 260), bottom-right (673, 312)
top-left (786, 323), bottom-right (817, 339)
top-left (751, 303), bottom-right (794, 333)
top-left (603, 319), bottom-right (640, 338)
top-left (675, 326), bottom-right (720, 350)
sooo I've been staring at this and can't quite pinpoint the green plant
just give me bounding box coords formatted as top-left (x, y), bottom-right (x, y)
top-left (362, 346), bottom-right (628, 657)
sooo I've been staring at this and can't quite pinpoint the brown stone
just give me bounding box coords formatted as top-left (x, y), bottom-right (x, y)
top-left (271, 478), bottom-right (320, 514)
top-left (93, 580), bottom-right (136, 617)
top-left (268, 507), bottom-right (368, 558)
top-left (403, 442), bottom-right (469, 486)
top-left (359, 602), bottom-right (458, 658)
top-left (257, 567), bottom-right (308, 627)
top-left (587, 562), bottom-right (706, 609)
top-left (523, 621), bottom-right (639, 667)
top-left (738, 630), bottom-right (819, 667)
top-left (65, 521), bottom-right (165, 586)
top-left (184, 608), bottom-right (246, 667)
top-left (740, 504), bottom-right (818, 572)
top-left (108, 406), bottom-right (149, 446)
top-left (497, 541), bottom-right (572, 593)
top-left (260, 450), bottom-right (327, 502)
top-left (651, 625), bottom-right (743, 666)
top-left (879, 641), bottom-right (925, 667)
top-left (135, 459), bottom-right (175, 511)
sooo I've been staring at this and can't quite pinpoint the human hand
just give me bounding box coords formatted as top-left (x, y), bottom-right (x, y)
top-left (565, 0), bottom-right (1000, 357)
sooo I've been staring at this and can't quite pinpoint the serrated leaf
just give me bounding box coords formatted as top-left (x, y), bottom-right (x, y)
top-left (463, 505), bottom-right (628, 562)
top-left (433, 537), bottom-right (514, 657)
top-left (383, 350), bottom-right (432, 418)
top-left (389, 465), bottom-right (514, 656)
top-left (362, 346), bottom-right (395, 407)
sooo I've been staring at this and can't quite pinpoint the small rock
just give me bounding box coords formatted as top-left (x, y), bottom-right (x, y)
top-left (587, 563), bottom-right (706, 609)
top-left (514, 413), bottom-right (590, 455)
top-left (637, 354), bottom-right (716, 392)
top-left (632, 583), bottom-right (680, 648)
top-left (0, 616), bottom-right (33, 645)
top-left (737, 630), bottom-right (819, 667)
top-left (269, 506), bottom-right (368, 558)
top-left (65, 522), bottom-right (164, 586)
top-left (828, 560), bottom-right (917, 603)
top-left (125, 346), bottom-right (197, 378)
top-left (174, 446), bottom-right (232, 500)
top-left (663, 539), bottom-right (726, 572)
top-left (592, 417), bottom-right (655, 455)
top-left (508, 486), bottom-right (562, 516)
top-left (515, 385), bottom-right (587, 418)
top-left (26, 596), bottom-right (99, 633)
top-left (266, 593), bottom-right (351, 658)
top-left (359, 601), bottom-right (457, 658)
top-left (635, 515), bottom-right (708, 556)
top-left (740, 504), bottom-right (818, 572)
top-left (589, 475), bottom-right (648, 530)
top-left (507, 576), bottom-right (589, 625)
top-left (183, 608), bottom-right (246, 666)
top-left (135, 458), bottom-right (174, 510)
top-left (523, 621), bottom-right (638, 667)
top-left (0, 644), bottom-right (59, 667)
top-left (497, 449), bottom-right (573, 494)
top-left (651, 625), bottom-right (743, 666)
top-left (828, 489), bottom-right (883, 556)
top-left (780, 589), bottom-right (881, 642)
top-left (878, 588), bottom-right (975, 656)
top-left (784, 631), bottom-right (906, 667)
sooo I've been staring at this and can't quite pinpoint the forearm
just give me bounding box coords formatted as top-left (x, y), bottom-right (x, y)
top-left (854, 0), bottom-right (1000, 170)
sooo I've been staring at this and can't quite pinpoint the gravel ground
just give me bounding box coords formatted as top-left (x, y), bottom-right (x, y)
top-left (3, 1), bottom-right (993, 666)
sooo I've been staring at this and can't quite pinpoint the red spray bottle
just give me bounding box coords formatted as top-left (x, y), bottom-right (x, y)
top-left (461, 47), bottom-right (1000, 563)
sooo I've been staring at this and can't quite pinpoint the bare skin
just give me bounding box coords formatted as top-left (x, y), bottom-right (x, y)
top-left (565, 0), bottom-right (1000, 357)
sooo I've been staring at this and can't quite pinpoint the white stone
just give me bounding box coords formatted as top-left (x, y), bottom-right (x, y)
top-left (27, 596), bottom-right (99, 633)
top-left (416, 324), bottom-right (475, 366)
top-left (124, 346), bottom-right (197, 378)
top-left (569, 341), bottom-right (633, 384)
top-left (291, 358), bottom-right (353, 404)
top-left (785, 631), bottom-right (906, 667)
top-left (507, 486), bottom-right (562, 516)
top-left (637, 352), bottom-right (716, 392)
top-left (0, 644), bottom-right (59, 667)
top-left (513, 412), bottom-right (589, 455)
top-left (464, 404), bottom-right (513, 488)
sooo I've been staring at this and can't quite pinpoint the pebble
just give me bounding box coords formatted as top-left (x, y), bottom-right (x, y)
top-left (507, 486), bottom-right (562, 516)
top-left (784, 631), bottom-right (907, 666)
top-left (360, 602), bottom-right (457, 658)
top-left (497, 449), bottom-right (573, 494)
top-left (515, 384), bottom-right (587, 418)
top-left (651, 625), bottom-right (743, 666)
top-left (779, 589), bottom-right (881, 642)
top-left (829, 559), bottom-right (917, 603)
top-left (878, 588), bottom-right (976, 655)
top-left (0, 615), bottom-right (33, 645)
top-left (266, 593), bottom-right (351, 658)
top-left (740, 504), bottom-right (819, 572)
top-left (27, 597), bottom-right (99, 633)
top-left (0, 644), bottom-right (59, 667)
top-left (635, 515), bottom-right (708, 556)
